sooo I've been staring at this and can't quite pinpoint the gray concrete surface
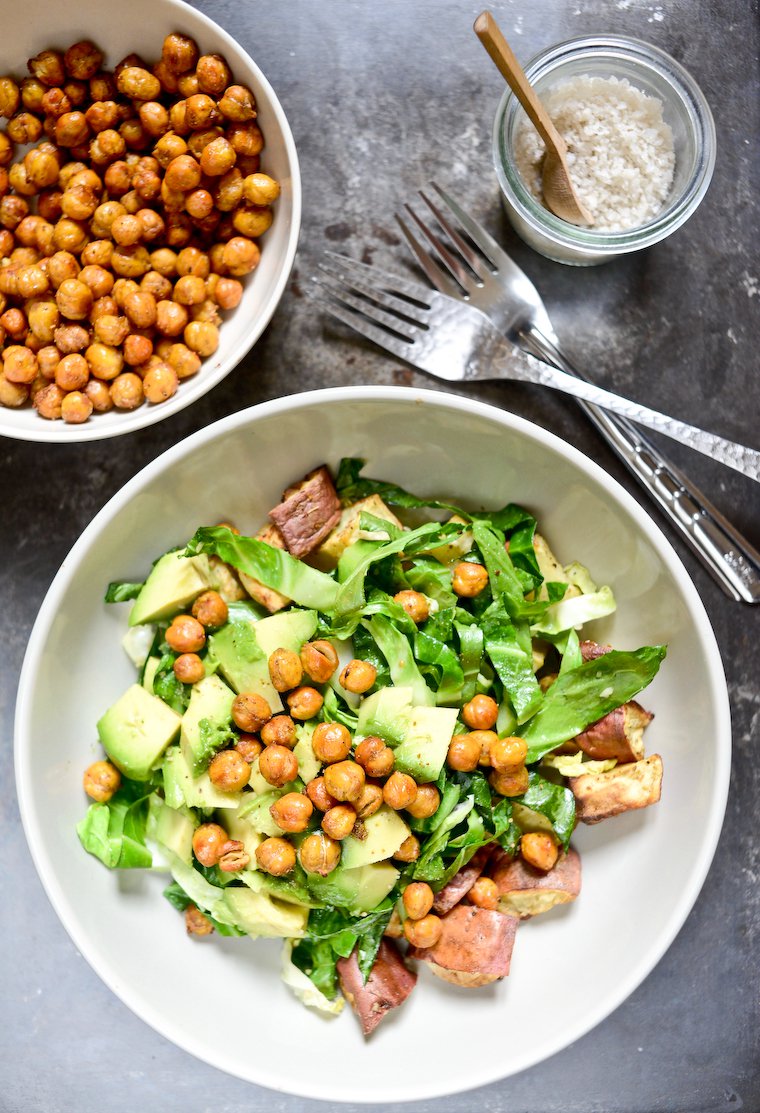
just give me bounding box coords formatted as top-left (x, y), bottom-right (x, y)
top-left (2, 1), bottom-right (759, 1110)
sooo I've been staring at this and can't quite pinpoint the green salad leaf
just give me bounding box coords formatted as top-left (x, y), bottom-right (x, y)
top-left (104, 580), bottom-right (144, 603)
top-left (76, 780), bottom-right (154, 869)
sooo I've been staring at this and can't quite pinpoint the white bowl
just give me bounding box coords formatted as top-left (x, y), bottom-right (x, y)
top-left (15, 387), bottom-right (730, 1103)
top-left (0, 0), bottom-right (300, 442)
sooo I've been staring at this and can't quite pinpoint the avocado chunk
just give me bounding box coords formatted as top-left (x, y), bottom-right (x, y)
top-left (340, 806), bottom-right (410, 869)
top-left (180, 673), bottom-right (235, 773)
top-left (220, 810), bottom-right (264, 861)
top-left (222, 886), bottom-right (308, 938)
top-left (241, 868), bottom-right (320, 908)
top-left (307, 861), bottom-right (399, 913)
top-left (98, 683), bottom-right (181, 781)
top-left (163, 745), bottom-right (242, 810)
top-left (128, 551), bottom-right (214, 627)
top-left (142, 655), bottom-right (160, 694)
top-left (293, 723), bottom-right (321, 784)
top-left (238, 782), bottom-right (303, 836)
top-left (155, 800), bottom-right (195, 865)
top-left (356, 685), bottom-right (413, 747)
top-left (392, 705), bottom-right (459, 783)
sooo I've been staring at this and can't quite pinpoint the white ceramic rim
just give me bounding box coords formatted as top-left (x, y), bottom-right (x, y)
top-left (0, 0), bottom-right (302, 444)
top-left (14, 386), bottom-right (732, 1102)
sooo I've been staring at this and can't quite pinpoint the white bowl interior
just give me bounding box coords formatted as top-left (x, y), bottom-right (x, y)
top-left (0, 0), bottom-right (300, 442)
top-left (16, 388), bottom-right (730, 1102)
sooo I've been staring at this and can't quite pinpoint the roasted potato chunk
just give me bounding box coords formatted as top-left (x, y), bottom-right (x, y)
top-left (569, 754), bottom-right (663, 824)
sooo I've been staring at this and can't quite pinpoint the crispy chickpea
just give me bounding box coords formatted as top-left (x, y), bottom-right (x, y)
top-left (231, 691), bottom-right (272, 732)
top-left (185, 188), bottom-right (214, 220)
top-left (90, 128), bottom-right (127, 164)
top-left (112, 278), bottom-right (140, 308)
top-left (140, 269), bottom-right (172, 299)
top-left (405, 784), bottom-right (441, 819)
top-left (323, 760), bottom-right (365, 803)
top-left (0, 195), bottom-right (28, 230)
top-left (192, 590), bottom-right (228, 628)
top-left (192, 821), bottom-right (228, 866)
top-left (52, 220), bottom-right (89, 255)
top-left (37, 345), bottom-right (61, 379)
top-left (111, 213), bottom-right (142, 247)
top-left (55, 353), bottom-right (89, 391)
top-left (3, 346), bottom-right (37, 384)
top-left (394, 589), bottom-right (430, 624)
top-left (137, 209), bottom-right (165, 243)
top-left (61, 185), bottom-right (100, 222)
top-left (7, 112), bottom-right (42, 145)
top-left (176, 246), bottom-right (210, 278)
top-left (138, 100), bottom-right (169, 137)
top-left (26, 300), bottom-right (58, 343)
top-left (173, 652), bottom-right (205, 683)
top-left (143, 359), bottom-right (179, 403)
top-left (305, 776), bottom-right (338, 813)
top-left (208, 748), bottom-right (250, 792)
top-left (321, 804), bottom-right (357, 841)
top-left (184, 905), bottom-right (213, 936)
top-left (20, 77), bottom-right (45, 112)
top-left (227, 121), bottom-right (263, 157)
top-left (268, 648), bottom-right (303, 692)
top-left (468, 877), bottom-right (500, 910)
top-left (213, 168), bottom-right (244, 212)
top-left (0, 77), bottom-right (20, 118)
top-left (258, 744), bottom-right (298, 788)
top-left (0, 133), bottom-right (12, 169)
top-left (174, 273), bottom-right (206, 305)
top-left (233, 204), bottom-right (273, 239)
top-left (1, 306), bottom-right (27, 338)
top-left (243, 173), bottom-right (280, 206)
top-left (462, 694), bottom-right (499, 731)
top-left (156, 298), bottom-right (188, 336)
top-left (218, 83), bottom-right (256, 121)
top-left (168, 99), bottom-right (190, 136)
top-left (404, 913), bottom-right (442, 948)
top-left (394, 834), bottom-right (421, 863)
top-left (403, 883), bottom-right (435, 921)
top-left (255, 836), bottom-right (296, 877)
top-left (82, 759), bottom-right (121, 802)
top-left (28, 49), bottom-right (66, 87)
top-left (177, 72), bottom-right (199, 98)
top-left (270, 792), bottom-right (313, 834)
top-left (86, 100), bottom-right (120, 133)
top-left (191, 298), bottom-right (221, 325)
top-left (212, 276), bottom-right (243, 310)
top-left (383, 771), bottom-right (418, 810)
top-left (33, 381), bottom-right (64, 418)
top-left (85, 343), bottom-right (123, 381)
top-left (47, 251), bottom-right (79, 287)
top-left (354, 736), bottom-right (395, 778)
top-left (116, 66), bottom-right (160, 101)
top-left (489, 735), bottom-right (528, 772)
top-left (93, 314), bottom-right (129, 345)
top-left (490, 766), bottom-right (530, 797)
top-left (185, 93), bottom-right (218, 129)
top-left (311, 721), bottom-right (352, 764)
top-left (91, 200), bottom-right (126, 238)
top-left (153, 132), bottom-right (187, 167)
top-left (452, 561), bottom-right (489, 597)
top-left (195, 53), bottom-right (231, 96)
top-left (162, 33), bottom-right (199, 75)
top-left (299, 831), bottom-right (341, 876)
top-left (166, 614), bottom-right (206, 653)
top-left (0, 374), bottom-right (29, 407)
top-left (111, 244), bottom-right (151, 278)
top-left (55, 111), bottom-right (89, 148)
top-left (354, 782), bottom-right (384, 820)
top-left (61, 390), bottom-right (93, 424)
top-left (84, 378), bottom-right (113, 413)
top-left (24, 148), bottom-right (60, 189)
top-left (8, 162), bottom-right (36, 197)
top-left (300, 640), bottom-right (339, 684)
top-left (235, 733), bottom-right (263, 763)
top-left (200, 136), bottom-right (236, 176)
top-left (109, 371), bottom-right (143, 409)
top-left (165, 153), bottom-right (202, 192)
top-left (221, 235), bottom-right (260, 276)
top-left (90, 294), bottom-right (118, 320)
top-left (339, 659), bottom-right (377, 694)
top-left (64, 41), bottom-right (103, 80)
top-left (78, 264), bottom-right (113, 298)
top-left (123, 290), bottom-right (157, 329)
top-left (520, 832), bottom-right (559, 872)
top-left (260, 714), bottom-right (297, 749)
top-left (18, 265), bottom-right (51, 300)
top-left (41, 86), bottom-right (72, 119)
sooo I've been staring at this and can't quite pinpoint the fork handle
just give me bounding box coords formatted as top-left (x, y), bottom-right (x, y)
top-left (523, 326), bottom-right (760, 603)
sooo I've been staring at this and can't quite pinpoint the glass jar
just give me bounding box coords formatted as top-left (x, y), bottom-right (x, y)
top-left (492, 35), bottom-right (716, 265)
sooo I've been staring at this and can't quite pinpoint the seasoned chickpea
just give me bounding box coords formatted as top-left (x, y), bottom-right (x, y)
top-left (354, 782), bottom-right (384, 820)
top-left (139, 100), bottom-right (169, 137)
top-left (20, 77), bottom-right (45, 112)
top-left (174, 274), bottom-right (206, 306)
top-left (24, 148), bottom-right (60, 189)
top-left (90, 128), bottom-right (127, 164)
top-left (83, 759), bottom-right (121, 802)
top-left (254, 836), bottom-right (296, 876)
top-left (285, 685), bottom-right (323, 721)
top-left (3, 346), bottom-right (37, 384)
top-left (446, 733), bottom-right (481, 772)
top-left (520, 832), bottom-right (559, 872)
top-left (140, 269), bottom-right (172, 299)
top-left (55, 111), bottom-right (90, 148)
top-left (462, 693), bottom-right (499, 731)
top-left (156, 299), bottom-right (188, 336)
top-left (173, 652), bottom-right (205, 684)
top-left (185, 188), bottom-right (214, 220)
top-left (0, 77), bottom-right (20, 118)
top-left (354, 736), bottom-right (395, 778)
top-left (218, 84), bottom-right (256, 121)
top-left (116, 66), bottom-right (160, 101)
top-left (270, 791), bottom-right (313, 833)
top-left (212, 276), bottom-right (243, 309)
top-left (136, 209), bottom-right (165, 243)
top-left (394, 834), bottom-right (421, 862)
top-left (176, 246), bottom-right (210, 278)
top-left (490, 766), bottom-right (530, 797)
top-left (208, 748), bottom-right (250, 792)
top-left (405, 784), bottom-right (440, 820)
top-left (227, 121), bottom-right (263, 157)
top-left (299, 831), bottom-right (341, 876)
top-left (243, 173), bottom-right (280, 206)
top-left (184, 904), bottom-right (213, 936)
top-left (33, 381), bottom-right (64, 418)
top-left (165, 153), bottom-right (202, 192)
top-left (64, 41), bottom-right (104, 80)
top-left (144, 361), bottom-right (179, 404)
top-left (403, 882), bottom-right (435, 921)
top-left (0, 374), bottom-right (29, 407)
top-left (162, 33), bottom-right (200, 75)
top-left (321, 804), bottom-right (357, 841)
top-left (47, 250), bottom-right (79, 287)
top-left (339, 659), bottom-right (377, 694)
top-left (259, 744), bottom-right (298, 788)
top-left (86, 100), bottom-right (120, 133)
top-left (55, 353), bottom-right (89, 391)
top-left (192, 821), bottom-right (228, 866)
top-left (191, 589), bottom-right (228, 628)
top-left (394, 589), bottom-right (430, 624)
top-left (231, 691), bottom-right (271, 732)
top-left (153, 132), bottom-right (187, 167)
top-left (159, 340), bottom-right (197, 380)
top-left (111, 244), bottom-right (151, 278)
top-left (305, 776), bottom-right (338, 813)
top-left (452, 561), bottom-right (489, 597)
top-left (78, 264), bottom-right (113, 298)
top-left (166, 614), bottom-right (206, 653)
top-left (61, 390), bottom-right (93, 424)
top-left (195, 53), bottom-right (231, 96)
top-left (84, 378), bottom-right (113, 412)
top-left (123, 290), bottom-right (157, 329)
top-left (323, 760), bottom-right (365, 803)
top-left (221, 235), bottom-right (260, 276)
top-left (213, 168), bottom-right (244, 212)
top-left (85, 342), bottom-right (123, 381)
top-left (300, 640), bottom-right (339, 684)
top-left (0, 307), bottom-right (27, 339)
top-left (268, 647), bottom-right (303, 692)
top-left (199, 136), bottom-right (236, 177)
top-left (468, 877), bottom-right (500, 910)
top-left (235, 733), bottom-right (263, 763)
top-left (91, 200), bottom-right (126, 238)
top-left (489, 735), bottom-right (528, 772)
top-left (260, 714), bottom-right (297, 749)
top-left (0, 195), bottom-right (29, 231)
top-left (183, 320), bottom-right (218, 356)
top-left (26, 298), bottom-right (58, 340)
top-left (109, 371), bottom-right (143, 409)
top-left (311, 721), bottom-right (352, 764)
top-left (111, 213), bottom-right (142, 246)
top-left (233, 204), bottom-right (273, 239)
top-left (177, 72), bottom-right (200, 98)
top-left (93, 314), bottom-right (129, 346)
top-left (55, 278), bottom-right (93, 323)
top-left (7, 112), bottom-right (43, 145)
top-left (185, 93), bottom-right (218, 129)
top-left (403, 913), bottom-right (442, 949)
top-left (383, 771), bottom-right (418, 810)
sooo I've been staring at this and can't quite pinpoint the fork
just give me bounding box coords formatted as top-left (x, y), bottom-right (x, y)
top-left (312, 254), bottom-right (760, 491)
top-left (393, 185), bottom-right (760, 604)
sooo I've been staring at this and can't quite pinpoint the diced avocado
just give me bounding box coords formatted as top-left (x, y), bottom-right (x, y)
top-left (253, 608), bottom-right (318, 657)
top-left (142, 655), bottom-right (160, 694)
top-left (248, 756), bottom-right (271, 796)
top-left (293, 723), bottom-right (321, 784)
top-left (180, 673), bottom-right (235, 771)
top-left (356, 685), bottom-right (413, 747)
top-left (241, 868), bottom-right (320, 908)
top-left (155, 801), bottom-right (195, 865)
top-left (97, 683), bottom-right (181, 781)
top-left (163, 745), bottom-right (242, 810)
top-left (307, 861), bottom-right (399, 913)
top-left (340, 806), bottom-right (410, 869)
top-left (163, 851), bottom-right (239, 927)
top-left (222, 886), bottom-right (308, 938)
top-left (238, 784), bottom-right (303, 836)
top-left (221, 810), bottom-right (264, 861)
top-left (128, 551), bottom-right (214, 627)
top-left (393, 705), bottom-right (459, 783)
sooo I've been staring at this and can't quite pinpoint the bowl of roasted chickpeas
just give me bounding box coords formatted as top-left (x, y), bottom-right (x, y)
top-left (0, 0), bottom-right (300, 440)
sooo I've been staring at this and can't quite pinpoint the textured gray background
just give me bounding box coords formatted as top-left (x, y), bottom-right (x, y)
top-left (2, 0), bottom-right (759, 1110)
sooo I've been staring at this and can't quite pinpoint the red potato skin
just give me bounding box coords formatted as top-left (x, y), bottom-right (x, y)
top-left (337, 938), bottom-right (417, 1036)
top-left (269, 465), bottom-right (342, 558)
top-left (432, 847), bottom-right (492, 914)
top-left (408, 905), bottom-right (519, 980)
top-left (489, 847), bottom-right (582, 917)
top-left (579, 640), bottom-right (612, 662)
top-left (573, 701), bottom-right (653, 763)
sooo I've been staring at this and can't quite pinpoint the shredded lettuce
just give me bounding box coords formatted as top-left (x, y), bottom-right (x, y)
top-left (77, 781), bottom-right (154, 869)
top-left (281, 941), bottom-right (345, 1015)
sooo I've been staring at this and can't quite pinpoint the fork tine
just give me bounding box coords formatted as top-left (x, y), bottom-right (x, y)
top-left (318, 256), bottom-right (430, 326)
top-left (400, 202), bottom-right (477, 293)
top-left (394, 213), bottom-right (462, 299)
top-left (312, 272), bottom-right (420, 342)
top-left (322, 250), bottom-right (433, 305)
top-left (310, 287), bottom-right (413, 363)
top-left (417, 189), bottom-right (492, 284)
top-left (431, 182), bottom-right (507, 271)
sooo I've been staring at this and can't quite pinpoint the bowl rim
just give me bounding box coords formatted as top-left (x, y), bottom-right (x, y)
top-left (14, 385), bottom-right (732, 1101)
top-left (0, 0), bottom-right (302, 444)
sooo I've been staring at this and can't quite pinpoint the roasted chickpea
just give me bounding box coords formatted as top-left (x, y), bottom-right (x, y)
top-left (93, 314), bottom-right (129, 345)
top-left (211, 276), bottom-right (243, 310)
top-left (37, 346), bottom-right (61, 379)
top-left (177, 72), bottom-right (200, 98)
top-left (468, 877), bottom-right (500, 910)
top-left (452, 561), bottom-right (489, 597)
top-left (490, 766), bottom-right (530, 797)
top-left (173, 652), bottom-right (205, 684)
top-left (393, 589), bottom-right (430, 624)
top-left (61, 390), bottom-right (93, 424)
top-left (260, 714), bottom-right (297, 749)
top-left (354, 782), bottom-right (384, 820)
top-left (20, 76), bottom-right (44, 112)
top-left (199, 135), bottom-right (235, 177)
top-left (184, 188), bottom-right (214, 220)
top-left (258, 743), bottom-right (298, 789)
top-left (0, 195), bottom-right (28, 231)
top-left (403, 913), bottom-right (442, 948)
top-left (270, 791), bottom-right (314, 834)
top-left (184, 904), bottom-right (214, 936)
top-left (520, 832), bottom-right (559, 872)
top-left (305, 776), bottom-right (338, 813)
top-left (110, 213), bottom-right (142, 247)
top-left (175, 246), bottom-right (210, 278)
top-left (33, 381), bottom-right (64, 418)
top-left (403, 882), bottom-right (435, 921)
top-left (7, 112), bottom-right (42, 145)
top-left (83, 759), bottom-right (121, 802)
top-left (464, 729), bottom-right (497, 767)
top-left (489, 736), bottom-right (528, 772)
top-left (55, 353), bottom-right (89, 391)
top-left (235, 733), bottom-right (263, 763)
top-left (227, 121), bottom-right (263, 157)
top-left (183, 319), bottom-right (218, 356)
top-left (64, 40), bottom-right (104, 80)
top-left (193, 53), bottom-right (230, 96)
top-left (311, 721), bottom-right (352, 764)
top-left (41, 86), bottom-right (72, 118)
top-left (86, 100), bottom-right (120, 133)
top-left (299, 831), bottom-right (341, 876)
top-left (192, 822), bottom-right (228, 866)
top-left (52, 219), bottom-right (89, 255)
top-left (109, 371), bottom-right (144, 409)
top-left (339, 659), bottom-right (377, 694)
top-left (218, 83), bottom-right (256, 121)
top-left (283, 685), bottom-right (322, 721)
top-left (55, 111), bottom-right (90, 148)
top-left (0, 77), bottom-right (20, 118)
top-left (208, 748), bottom-right (250, 792)
top-left (136, 209), bottom-right (165, 244)
top-left (78, 264), bottom-right (113, 298)
top-left (54, 324), bottom-right (89, 353)
top-left (164, 153), bottom-right (201, 193)
top-left (321, 804), bottom-right (357, 841)
top-left (8, 162), bottom-right (36, 197)
top-left (394, 834), bottom-right (421, 862)
top-left (111, 244), bottom-right (151, 278)
top-left (153, 132), bottom-right (188, 168)
top-left (462, 694), bottom-right (499, 731)
top-left (84, 378), bottom-right (113, 413)
top-left (232, 204), bottom-right (273, 239)
top-left (0, 133), bottom-right (13, 169)
top-left (268, 648), bottom-right (303, 693)
top-left (0, 306), bottom-right (26, 339)
top-left (323, 760), bottom-right (365, 803)
top-left (191, 590), bottom-right (228, 628)
top-left (354, 735), bottom-right (395, 778)
top-left (140, 269), bottom-right (172, 299)
top-left (221, 235), bottom-right (260, 276)
top-left (156, 298), bottom-right (188, 336)
top-left (242, 173), bottom-right (280, 206)
top-left (3, 346), bottom-right (37, 384)
top-left (185, 93), bottom-right (218, 129)
top-left (299, 640), bottom-right (339, 684)
top-left (26, 299), bottom-right (58, 341)
top-left (138, 100), bottom-right (169, 138)
top-left (174, 274), bottom-right (206, 306)
top-left (116, 66), bottom-right (160, 101)
top-left (85, 342), bottom-right (123, 381)
top-left (0, 375), bottom-right (28, 407)
top-left (91, 200), bottom-right (125, 238)
top-left (19, 264), bottom-right (52, 301)
top-left (24, 148), bottom-right (60, 189)
top-left (162, 33), bottom-right (200, 75)
top-left (383, 771), bottom-right (418, 811)
top-left (405, 784), bottom-right (441, 819)
top-left (231, 691), bottom-right (272, 732)
top-left (166, 614), bottom-right (206, 653)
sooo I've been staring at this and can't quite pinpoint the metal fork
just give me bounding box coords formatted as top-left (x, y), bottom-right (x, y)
top-left (394, 185), bottom-right (760, 603)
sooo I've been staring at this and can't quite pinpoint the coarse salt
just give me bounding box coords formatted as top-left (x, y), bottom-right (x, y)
top-left (514, 75), bottom-right (675, 232)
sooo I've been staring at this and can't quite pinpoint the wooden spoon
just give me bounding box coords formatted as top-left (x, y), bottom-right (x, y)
top-left (474, 10), bottom-right (594, 226)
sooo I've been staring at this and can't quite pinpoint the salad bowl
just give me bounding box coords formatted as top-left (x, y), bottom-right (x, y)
top-left (15, 386), bottom-right (730, 1102)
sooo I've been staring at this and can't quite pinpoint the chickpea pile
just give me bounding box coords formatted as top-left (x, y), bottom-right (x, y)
top-left (0, 34), bottom-right (280, 422)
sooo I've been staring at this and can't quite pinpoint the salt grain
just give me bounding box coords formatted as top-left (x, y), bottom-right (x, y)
top-left (514, 75), bottom-right (675, 232)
